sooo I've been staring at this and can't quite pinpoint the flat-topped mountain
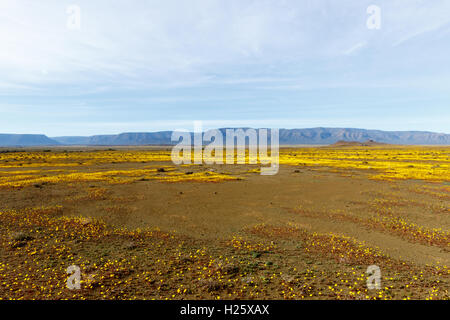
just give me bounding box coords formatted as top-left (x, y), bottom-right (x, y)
top-left (0, 134), bottom-right (60, 147)
top-left (278, 128), bottom-right (450, 145)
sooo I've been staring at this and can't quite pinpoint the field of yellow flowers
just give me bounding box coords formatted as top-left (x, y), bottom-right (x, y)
top-left (0, 146), bottom-right (448, 300)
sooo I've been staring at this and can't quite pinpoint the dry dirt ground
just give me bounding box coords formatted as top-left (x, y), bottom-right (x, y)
top-left (0, 148), bottom-right (448, 300)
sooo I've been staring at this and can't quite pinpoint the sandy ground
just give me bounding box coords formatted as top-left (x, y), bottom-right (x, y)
top-left (1, 162), bottom-right (448, 266)
top-left (0, 149), bottom-right (448, 299)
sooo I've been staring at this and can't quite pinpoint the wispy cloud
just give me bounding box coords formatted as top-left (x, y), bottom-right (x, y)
top-left (343, 41), bottom-right (367, 55)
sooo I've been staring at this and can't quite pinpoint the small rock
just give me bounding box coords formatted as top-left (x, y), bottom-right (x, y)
top-left (123, 241), bottom-right (138, 250)
top-left (10, 232), bottom-right (33, 248)
top-left (199, 279), bottom-right (223, 292)
top-left (10, 232), bottom-right (33, 242)
top-left (281, 274), bottom-right (295, 284)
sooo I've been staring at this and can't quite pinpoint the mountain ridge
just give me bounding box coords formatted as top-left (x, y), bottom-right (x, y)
top-left (0, 128), bottom-right (449, 146)
top-left (52, 127), bottom-right (450, 145)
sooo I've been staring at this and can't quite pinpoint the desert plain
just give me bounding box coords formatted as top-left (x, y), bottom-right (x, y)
top-left (0, 146), bottom-right (448, 300)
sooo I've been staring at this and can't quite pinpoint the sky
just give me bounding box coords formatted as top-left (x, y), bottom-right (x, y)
top-left (0, 0), bottom-right (449, 136)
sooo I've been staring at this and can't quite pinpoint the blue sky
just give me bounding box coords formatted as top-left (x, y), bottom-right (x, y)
top-left (0, 0), bottom-right (449, 136)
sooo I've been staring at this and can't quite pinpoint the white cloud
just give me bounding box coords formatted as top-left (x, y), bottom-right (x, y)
top-left (0, 0), bottom-right (449, 95)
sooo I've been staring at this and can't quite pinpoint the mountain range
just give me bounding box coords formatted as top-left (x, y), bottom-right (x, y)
top-left (0, 128), bottom-right (449, 147)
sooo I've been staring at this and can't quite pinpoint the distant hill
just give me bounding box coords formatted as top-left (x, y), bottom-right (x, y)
top-left (330, 139), bottom-right (388, 147)
top-left (0, 134), bottom-right (59, 147)
top-left (1, 128), bottom-right (449, 147)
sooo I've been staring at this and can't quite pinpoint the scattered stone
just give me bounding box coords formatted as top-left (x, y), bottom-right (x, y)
top-left (10, 232), bottom-right (33, 242)
top-left (123, 241), bottom-right (138, 250)
top-left (10, 232), bottom-right (33, 248)
top-left (281, 274), bottom-right (295, 284)
top-left (199, 279), bottom-right (224, 292)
